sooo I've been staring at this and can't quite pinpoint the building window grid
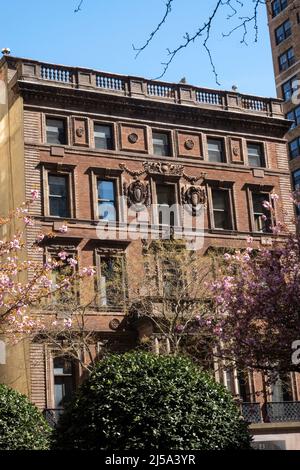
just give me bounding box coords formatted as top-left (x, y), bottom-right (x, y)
top-left (247, 142), bottom-right (265, 168)
top-left (275, 19), bottom-right (292, 45)
top-left (46, 117), bottom-right (67, 145)
top-left (282, 76), bottom-right (298, 101)
top-left (287, 106), bottom-right (300, 130)
top-left (289, 138), bottom-right (300, 159)
top-left (278, 48), bottom-right (295, 72)
top-left (211, 188), bottom-right (233, 231)
top-left (207, 138), bottom-right (225, 163)
top-left (48, 174), bottom-right (70, 218)
top-left (152, 131), bottom-right (171, 156)
top-left (94, 123), bottom-right (114, 150)
top-left (252, 193), bottom-right (273, 233)
top-left (272, 0), bottom-right (288, 18)
top-left (97, 179), bottom-right (117, 221)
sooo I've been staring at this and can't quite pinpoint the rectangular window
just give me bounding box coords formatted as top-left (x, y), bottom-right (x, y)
top-left (279, 48), bottom-right (295, 72)
top-left (48, 174), bottom-right (69, 218)
top-left (156, 183), bottom-right (177, 226)
top-left (97, 179), bottom-right (117, 221)
top-left (152, 132), bottom-right (171, 156)
top-left (46, 118), bottom-right (66, 145)
top-left (286, 106), bottom-right (300, 129)
top-left (293, 169), bottom-right (300, 189)
top-left (211, 189), bottom-right (232, 230)
top-left (252, 193), bottom-right (272, 233)
top-left (247, 143), bottom-right (265, 167)
top-left (207, 138), bottom-right (225, 163)
top-left (53, 357), bottom-right (76, 409)
top-left (282, 76), bottom-right (298, 101)
top-left (98, 256), bottom-right (125, 307)
top-left (275, 19), bottom-right (291, 45)
top-left (94, 124), bottom-right (113, 150)
top-left (289, 138), bottom-right (300, 159)
top-left (272, 0), bottom-right (288, 17)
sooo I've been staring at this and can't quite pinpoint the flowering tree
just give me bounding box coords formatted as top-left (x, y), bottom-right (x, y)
top-left (0, 190), bottom-right (95, 344)
top-left (211, 192), bottom-right (300, 376)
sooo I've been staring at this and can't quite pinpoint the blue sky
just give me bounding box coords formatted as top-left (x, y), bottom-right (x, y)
top-left (1, 0), bottom-right (276, 97)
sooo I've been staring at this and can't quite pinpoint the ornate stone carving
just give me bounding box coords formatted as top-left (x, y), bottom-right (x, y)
top-left (232, 146), bottom-right (239, 157)
top-left (76, 126), bottom-right (84, 138)
top-left (184, 139), bottom-right (195, 150)
top-left (119, 163), bottom-right (146, 179)
top-left (182, 172), bottom-right (207, 185)
top-left (128, 132), bottom-right (138, 144)
top-left (181, 185), bottom-right (206, 215)
top-left (123, 180), bottom-right (151, 209)
top-left (143, 161), bottom-right (184, 176)
top-left (109, 318), bottom-right (120, 330)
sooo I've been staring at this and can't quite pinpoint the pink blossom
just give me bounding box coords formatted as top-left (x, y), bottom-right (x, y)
top-left (58, 224), bottom-right (68, 233)
top-left (58, 251), bottom-right (68, 260)
top-left (262, 200), bottom-right (271, 210)
top-left (30, 189), bottom-right (39, 200)
top-left (81, 267), bottom-right (96, 277)
top-left (24, 217), bottom-right (34, 226)
top-left (36, 234), bottom-right (45, 243)
top-left (68, 258), bottom-right (78, 268)
top-left (63, 318), bottom-right (72, 328)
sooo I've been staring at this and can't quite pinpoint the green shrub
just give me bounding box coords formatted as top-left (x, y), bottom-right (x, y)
top-left (0, 384), bottom-right (51, 450)
top-left (53, 352), bottom-right (251, 450)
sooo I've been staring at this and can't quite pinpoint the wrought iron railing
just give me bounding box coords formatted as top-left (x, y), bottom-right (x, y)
top-left (240, 402), bottom-right (262, 423)
top-left (43, 408), bottom-right (63, 428)
top-left (263, 402), bottom-right (300, 422)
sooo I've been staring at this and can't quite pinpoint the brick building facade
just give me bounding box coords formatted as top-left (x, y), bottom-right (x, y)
top-left (0, 54), bottom-right (299, 448)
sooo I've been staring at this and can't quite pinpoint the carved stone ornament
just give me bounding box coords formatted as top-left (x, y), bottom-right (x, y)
top-left (109, 318), bottom-right (120, 330)
top-left (124, 180), bottom-right (151, 209)
top-left (232, 146), bottom-right (239, 157)
top-left (181, 186), bottom-right (206, 215)
top-left (143, 161), bottom-right (184, 176)
top-left (76, 127), bottom-right (84, 138)
top-left (128, 132), bottom-right (138, 144)
top-left (184, 139), bottom-right (195, 150)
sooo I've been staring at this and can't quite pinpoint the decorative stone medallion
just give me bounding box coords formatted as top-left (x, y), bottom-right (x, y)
top-left (76, 127), bottom-right (84, 138)
top-left (128, 133), bottom-right (139, 144)
top-left (109, 318), bottom-right (120, 330)
top-left (184, 139), bottom-right (195, 150)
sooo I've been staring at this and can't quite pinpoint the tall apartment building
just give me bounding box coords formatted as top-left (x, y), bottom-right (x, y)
top-left (266, 0), bottom-right (300, 194)
top-left (0, 54), bottom-right (299, 448)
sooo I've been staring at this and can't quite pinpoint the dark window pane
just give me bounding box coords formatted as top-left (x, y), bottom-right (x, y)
top-left (99, 257), bottom-right (124, 307)
top-left (247, 143), bottom-right (264, 167)
top-left (212, 189), bottom-right (232, 230)
top-left (207, 138), bottom-right (224, 163)
top-left (97, 179), bottom-right (116, 221)
top-left (94, 124), bottom-right (113, 150)
top-left (53, 357), bottom-right (75, 408)
top-left (153, 132), bottom-right (170, 156)
top-left (293, 170), bottom-right (300, 189)
top-left (289, 139), bottom-right (300, 159)
top-left (156, 184), bottom-right (176, 226)
top-left (48, 175), bottom-right (69, 218)
top-left (46, 118), bottom-right (66, 145)
top-left (252, 193), bottom-right (272, 233)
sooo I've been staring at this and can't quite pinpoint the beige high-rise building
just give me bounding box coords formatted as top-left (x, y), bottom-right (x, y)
top-left (267, 0), bottom-right (300, 193)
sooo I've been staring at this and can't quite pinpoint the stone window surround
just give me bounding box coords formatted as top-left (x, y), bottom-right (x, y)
top-left (41, 163), bottom-right (76, 219)
top-left (244, 183), bottom-right (275, 234)
top-left (206, 180), bottom-right (236, 232)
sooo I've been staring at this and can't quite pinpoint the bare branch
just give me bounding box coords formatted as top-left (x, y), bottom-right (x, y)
top-left (74, 0), bottom-right (84, 13)
top-left (133, 0), bottom-right (174, 58)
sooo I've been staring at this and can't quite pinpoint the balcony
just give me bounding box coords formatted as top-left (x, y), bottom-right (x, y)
top-left (43, 408), bottom-right (63, 428)
top-left (241, 401), bottom-right (300, 423)
top-left (3, 56), bottom-right (284, 119)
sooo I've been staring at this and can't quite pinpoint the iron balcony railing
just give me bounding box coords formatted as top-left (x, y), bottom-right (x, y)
top-left (43, 408), bottom-right (64, 428)
top-left (240, 402), bottom-right (262, 423)
top-left (241, 401), bottom-right (300, 423)
top-left (263, 402), bottom-right (300, 423)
